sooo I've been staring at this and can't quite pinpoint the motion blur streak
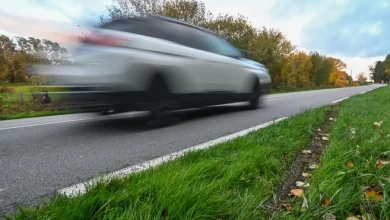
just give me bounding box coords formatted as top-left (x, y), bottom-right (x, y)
top-left (31, 15), bottom-right (271, 117)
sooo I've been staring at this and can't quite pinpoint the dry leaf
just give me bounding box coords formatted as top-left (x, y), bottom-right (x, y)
top-left (302, 150), bottom-right (312, 154)
top-left (289, 189), bottom-right (304, 198)
top-left (323, 212), bottom-right (336, 220)
top-left (329, 117), bottom-right (334, 121)
top-left (301, 195), bottom-right (308, 212)
top-left (282, 203), bottom-right (292, 211)
top-left (347, 160), bottom-right (354, 168)
top-left (296, 181), bottom-right (305, 187)
top-left (309, 164), bottom-right (319, 169)
top-left (317, 128), bottom-right (322, 132)
top-left (364, 185), bottom-right (382, 203)
top-left (321, 198), bottom-right (331, 207)
top-left (283, 155), bottom-right (289, 161)
top-left (303, 183), bottom-right (310, 188)
top-left (346, 217), bottom-right (360, 220)
top-left (322, 136), bottom-right (329, 141)
top-left (302, 172), bottom-right (311, 178)
top-left (376, 158), bottom-right (390, 169)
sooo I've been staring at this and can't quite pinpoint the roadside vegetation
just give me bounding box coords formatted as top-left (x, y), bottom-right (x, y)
top-left (1, 0), bottom-right (383, 120)
top-left (272, 85), bottom-right (390, 219)
top-left (9, 106), bottom-right (328, 219)
top-left (7, 85), bottom-right (390, 220)
top-left (0, 83), bottom-right (72, 120)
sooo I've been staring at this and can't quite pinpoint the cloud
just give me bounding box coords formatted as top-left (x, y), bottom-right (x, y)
top-left (270, 0), bottom-right (390, 57)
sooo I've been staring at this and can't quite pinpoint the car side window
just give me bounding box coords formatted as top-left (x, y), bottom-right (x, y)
top-left (202, 33), bottom-right (243, 58)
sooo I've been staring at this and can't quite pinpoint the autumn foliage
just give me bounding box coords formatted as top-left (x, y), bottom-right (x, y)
top-left (102, 0), bottom-right (356, 91)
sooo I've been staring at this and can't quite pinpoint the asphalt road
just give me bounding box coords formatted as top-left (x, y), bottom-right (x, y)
top-left (0, 84), bottom-right (384, 214)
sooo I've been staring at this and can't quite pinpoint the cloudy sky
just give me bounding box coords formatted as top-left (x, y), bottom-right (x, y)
top-left (1, 0), bottom-right (389, 78)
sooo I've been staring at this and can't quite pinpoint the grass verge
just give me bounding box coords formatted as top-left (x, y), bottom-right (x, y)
top-left (0, 84), bottom-right (73, 120)
top-left (273, 86), bottom-right (390, 219)
top-left (8, 108), bottom-right (328, 219)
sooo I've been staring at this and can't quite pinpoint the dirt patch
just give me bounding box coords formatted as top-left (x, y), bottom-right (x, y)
top-left (261, 104), bottom-right (339, 214)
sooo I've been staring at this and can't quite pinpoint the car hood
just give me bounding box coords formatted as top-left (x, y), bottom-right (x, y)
top-left (238, 58), bottom-right (266, 70)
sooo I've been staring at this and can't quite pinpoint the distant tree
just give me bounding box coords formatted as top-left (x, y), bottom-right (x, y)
top-left (0, 35), bottom-right (69, 83)
top-left (281, 51), bottom-right (312, 88)
top-left (357, 72), bottom-right (367, 83)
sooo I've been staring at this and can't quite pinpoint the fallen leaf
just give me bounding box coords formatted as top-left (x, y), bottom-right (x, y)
top-left (323, 212), bottom-right (336, 220)
top-left (346, 217), bottom-right (360, 220)
top-left (302, 150), bottom-right (312, 154)
top-left (296, 181), bottom-right (305, 187)
top-left (374, 121), bottom-right (383, 129)
top-left (329, 117), bottom-right (334, 121)
top-left (301, 195), bottom-right (308, 212)
top-left (356, 150), bottom-right (361, 157)
top-left (317, 128), bottom-right (322, 132)
top-left (321, 198), bottom-right (331, 207)
top-left (376, 158), bottom-right (390, 169)
top-left (288, 189), bottom-right (304, 198)
top-left (347, 160), bottom-right (354, 168)
top-left (302, 172), bottom-right (311, 178)
top-left (303, 183), bottom-right (310, 188)
top-left (309, 164), bottom-right (319, 169)
top-left (283, 155), bottom-right (289, 161)
top-left (281, 203), bottom-right (292, 211)
top-left (322, 136), bottom-right (329, 141)
top-left (364, 185), bottom-right (382, 203)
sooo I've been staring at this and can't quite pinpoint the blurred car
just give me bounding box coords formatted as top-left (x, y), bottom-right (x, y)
top-left (43, 15), bottom-right (271, 117)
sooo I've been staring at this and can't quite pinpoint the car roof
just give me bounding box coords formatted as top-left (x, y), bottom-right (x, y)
top-left (100, 15), bottom-right (218, 37)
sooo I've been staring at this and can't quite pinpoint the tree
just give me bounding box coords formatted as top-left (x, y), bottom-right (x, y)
top-left (0, 35), bottom-right (69, 83)
top-left (369, 60), bottom-right (387, 83)
top-left (327, 57), bottom-right (347, 86)
top-left (309, 51), bottom-right (332, 86)
top-left (281, 51), bottom-right (312, 88)
top-left (357, 72), bottom-right (367, 83)
top-left (203, 14), bottom-right (256, 52)
top-left (105, 0), bottom-right (211, 25)
top-left (249, 28), bottom-right (295, 83)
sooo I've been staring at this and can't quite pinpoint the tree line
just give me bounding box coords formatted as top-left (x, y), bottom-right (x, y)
top-left (102, 0), bottom-right (356, 90)
top-left (370, 54), bottom-right (390, 83)
top-left (0, 35), bottom-right (68, 84)
top-left (1, 0), bottom-right (366, 90)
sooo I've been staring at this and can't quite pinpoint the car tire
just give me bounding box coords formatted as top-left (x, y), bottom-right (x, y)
top-left (145, 76), bottom-right (178, 127)
top-left (248, 79), bottom-right (262, 110)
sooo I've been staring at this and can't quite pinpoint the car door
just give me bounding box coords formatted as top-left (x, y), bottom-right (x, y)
top-left (196, 32), bottom-right (250, 93)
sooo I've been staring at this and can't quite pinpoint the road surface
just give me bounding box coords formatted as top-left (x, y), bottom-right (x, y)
top-left (0, 84), bottom-right (384, 214)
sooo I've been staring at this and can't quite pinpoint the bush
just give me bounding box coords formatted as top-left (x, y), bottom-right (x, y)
top-left (28, 75), bottom-right (47, 86)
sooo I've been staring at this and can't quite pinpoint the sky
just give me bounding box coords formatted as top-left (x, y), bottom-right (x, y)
top-left (1, 0), bottom-right (389, 79)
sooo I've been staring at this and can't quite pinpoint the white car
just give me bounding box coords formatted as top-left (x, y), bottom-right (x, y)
top-left (44, 16), bottom-right (271, 117)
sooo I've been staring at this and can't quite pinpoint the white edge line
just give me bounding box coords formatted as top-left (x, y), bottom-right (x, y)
top-left (0, 112), bottom-right (142, 131)
top-left (331, 96), bottom-right (350, 104)
top-left (58, 117), bottom-right (288, 197)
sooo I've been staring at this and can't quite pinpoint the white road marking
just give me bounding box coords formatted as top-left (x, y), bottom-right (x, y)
top-left (58, 117), bottom-right (288, 197)
top-left (331, 96), bottom-right (350, 104)
top-left (0, 112), bottom-right (142, 131)
top-left (360, 91), bottom-right (366, 94)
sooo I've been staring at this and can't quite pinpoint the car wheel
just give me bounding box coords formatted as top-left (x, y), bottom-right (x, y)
top-left (145, 76), bottom-right (178, 127)
top-left (248, 79), bottom-right (261, 110)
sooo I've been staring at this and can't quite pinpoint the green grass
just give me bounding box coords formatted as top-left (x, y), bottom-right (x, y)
top-left (9, 107), bottom-right (328, 219)
top-left (275, 86), bottom-right (390, 219)
top-left (0, 84), bottom-right (72, 120)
